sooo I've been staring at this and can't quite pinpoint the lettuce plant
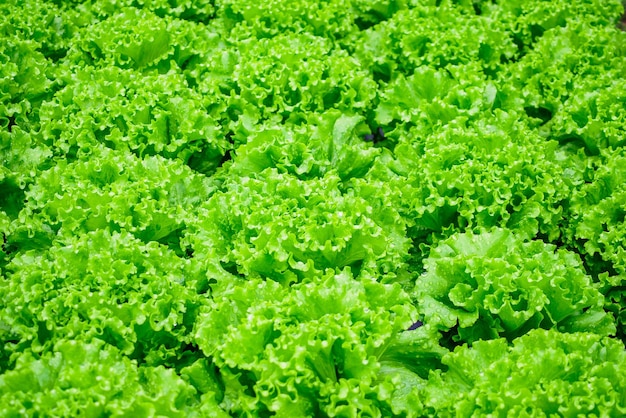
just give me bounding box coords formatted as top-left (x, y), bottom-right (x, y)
top-left (415, 228), bottom-right (614, 346)
top-left (2, 0), bottom-right (626, 416)
top-left (424, 328), bottom-right (626, 417)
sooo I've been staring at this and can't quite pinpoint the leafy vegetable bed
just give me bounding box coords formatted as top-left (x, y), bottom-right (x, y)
top-left (2, 0), bottom-right (626, 416)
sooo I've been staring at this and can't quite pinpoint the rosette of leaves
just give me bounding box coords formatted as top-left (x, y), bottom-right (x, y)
top-left (8, 145), bottom-right (215, 255)
top-left (482, 0), bottom-right (624, 52)
top-left (374, 64), bottom-right (509, 136)
top-left (0, 338), bottom-right (208, 417)
top-left (0, 0), bottom-right (81, 64)
top-left (193, 269), bottom-right (446, 417)
top-left (214, 0), bottom-right (376, 40)
top-left (81, 0), bottom-right (217, 22)
top-left (566, 148), bottom-right (626, 342)
top-left (502, 21), bottom-right (626, 155)
top-left (184, 168), bottom-right (409, 285)
top-left (367, 108), bottom-right (571, 244)
top-left (414, 228), bottom-right (614, 346)
top-left (67, 7), bottom-right (176, 70)
top-left (192, 32), bottom-right (378, 147)
top-left (225, 110), bottom-right (380, 181)
top-left (0, 37), bottom-right (59, 147)
top-left (349, 2), bottom-right (516, 81)
top-left (38, 65), bottom-right (227, 172)
top-left (0, 228), bottom-right (204, 370)
top-left (423, 328), bottom-right (626, 417)
top-left (568, 149), bottom-right (626, 278)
